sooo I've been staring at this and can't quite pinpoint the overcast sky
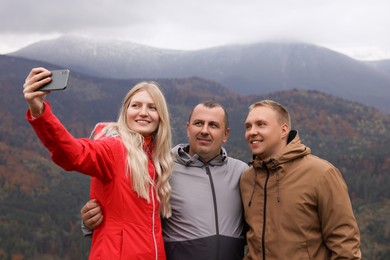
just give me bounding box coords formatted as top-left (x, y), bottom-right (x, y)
top-left (1, 0), bottom-right (389, 60)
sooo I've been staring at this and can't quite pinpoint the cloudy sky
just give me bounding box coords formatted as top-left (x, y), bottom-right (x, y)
top-left (1, 0), bottom-right (389, 60)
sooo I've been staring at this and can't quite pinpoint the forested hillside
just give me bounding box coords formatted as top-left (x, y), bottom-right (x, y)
top-left (0, 55), bottom-right (389, 259)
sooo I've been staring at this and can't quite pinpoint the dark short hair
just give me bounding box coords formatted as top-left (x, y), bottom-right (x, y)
top-left (188, 101), bottom-right (229, 130)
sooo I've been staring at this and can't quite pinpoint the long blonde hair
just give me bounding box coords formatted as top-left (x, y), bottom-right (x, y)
top-left (94, 82), bottom-right (173, 217)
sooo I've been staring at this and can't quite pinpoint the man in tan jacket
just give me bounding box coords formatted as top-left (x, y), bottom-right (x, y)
top-left (240, 100), bottom-right (361, 259)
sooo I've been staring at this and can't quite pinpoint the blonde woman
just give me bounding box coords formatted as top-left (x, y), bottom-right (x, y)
top-left (23, 67), bottom-right (173, 259)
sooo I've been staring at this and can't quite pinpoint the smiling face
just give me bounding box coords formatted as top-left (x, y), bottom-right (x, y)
top-left (244, 105), bottom-right (289, 161)
top-left (186, 104), bottom-right (230, 162)
top-left (126, 90), bottom-right (160, 136)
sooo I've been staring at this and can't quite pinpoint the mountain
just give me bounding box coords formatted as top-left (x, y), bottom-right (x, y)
top-left (1, 56), bottom-right (390, 258)
top-left (365, 59), bottom-right (390, 76)
top-left (9, 35), bottom-right (390, 114)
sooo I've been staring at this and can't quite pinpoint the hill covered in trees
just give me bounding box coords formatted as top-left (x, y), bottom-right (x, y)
top-left (0, 55), bottom-right (389, 259)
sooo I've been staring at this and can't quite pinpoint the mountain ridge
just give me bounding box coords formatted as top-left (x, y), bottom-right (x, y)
top-left (9, 35), bottom-right (390, 114)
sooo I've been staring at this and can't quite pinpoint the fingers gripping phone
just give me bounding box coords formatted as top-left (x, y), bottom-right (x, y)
top-left (37, 69), bottom-right (70, 91)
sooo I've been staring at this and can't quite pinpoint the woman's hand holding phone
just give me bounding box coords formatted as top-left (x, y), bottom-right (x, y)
top-left (23, 67), bottom-right (69, 117)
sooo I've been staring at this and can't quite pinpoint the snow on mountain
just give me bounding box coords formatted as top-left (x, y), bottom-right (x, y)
top-left (9, 35), bottom-right (390, 113)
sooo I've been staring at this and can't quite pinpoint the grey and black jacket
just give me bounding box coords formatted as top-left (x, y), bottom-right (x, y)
top-left (163, 144), bottom-right (249, 260)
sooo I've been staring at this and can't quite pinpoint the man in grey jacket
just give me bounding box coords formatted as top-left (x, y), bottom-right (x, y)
top-left (81, 101), bottom-right (249, 260)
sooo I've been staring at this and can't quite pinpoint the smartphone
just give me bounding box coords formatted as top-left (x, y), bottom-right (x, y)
top-left (36, 69), bottom-right (70, 91)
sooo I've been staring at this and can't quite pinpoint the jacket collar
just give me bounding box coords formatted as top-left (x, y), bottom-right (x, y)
top-left (251, 130), bottom-right (310, 171)
top-left (172, 144), bottom-right (228, 167)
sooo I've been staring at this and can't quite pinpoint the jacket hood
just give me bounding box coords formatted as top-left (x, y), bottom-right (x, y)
top-left (172, 144), bottom-right (228, 167)
top-left (252, 130), bottom-right (311, 170)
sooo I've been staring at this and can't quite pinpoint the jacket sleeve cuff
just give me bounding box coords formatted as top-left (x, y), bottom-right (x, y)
top-left (26, 102), bottom-right (50, 121)
top-left (81, 221), bottom-right (93, 237)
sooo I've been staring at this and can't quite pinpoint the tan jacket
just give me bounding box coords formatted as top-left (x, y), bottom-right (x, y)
top-left (240, 131), bottom-right (361, 260)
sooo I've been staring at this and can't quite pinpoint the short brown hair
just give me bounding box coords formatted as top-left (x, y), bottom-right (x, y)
top-left (249, 100), bottom-right (291, 128)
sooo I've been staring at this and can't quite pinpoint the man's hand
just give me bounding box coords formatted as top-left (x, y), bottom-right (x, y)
top-left (81, 199), bottom-right (103, 230)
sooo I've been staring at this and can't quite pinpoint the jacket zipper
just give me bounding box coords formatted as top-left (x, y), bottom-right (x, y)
top-left (151, 166), bottom-right (158, 260)
top-left (205, 164), bottom-right (220, 259)
top-left (262, 163), bottom-right (270, 260)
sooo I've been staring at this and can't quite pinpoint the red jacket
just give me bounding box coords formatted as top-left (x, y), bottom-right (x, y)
top-left (27, 102), bottom-right (166, 260)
